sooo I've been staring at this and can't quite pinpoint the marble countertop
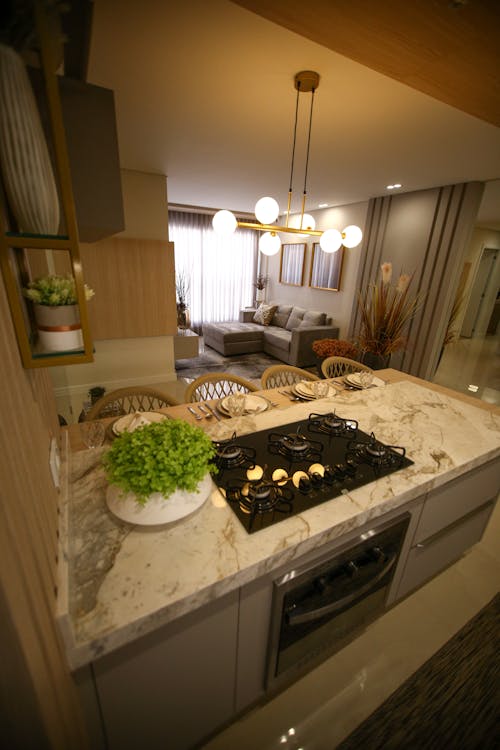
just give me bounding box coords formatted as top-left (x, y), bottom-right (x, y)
top-left (57, 377), bottom-right (500, 669)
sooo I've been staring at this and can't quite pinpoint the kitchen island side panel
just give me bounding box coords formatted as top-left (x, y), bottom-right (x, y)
top-left (92, 590), bottom-right (239, 750)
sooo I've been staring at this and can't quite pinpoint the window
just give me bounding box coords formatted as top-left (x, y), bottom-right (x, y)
top-left (169, 211), bottom-right (258, 329)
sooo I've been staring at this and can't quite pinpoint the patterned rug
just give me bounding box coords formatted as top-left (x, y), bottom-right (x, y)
top-left (337, 594), bottom-right (500, 749)
top-left (175, 346), bottom-right (283, 385)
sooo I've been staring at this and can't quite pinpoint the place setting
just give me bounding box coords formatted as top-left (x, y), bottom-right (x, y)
top-left (217, 392), bottom-right (272, 418)
top-left (342, 371), bottom-right (386, 390)
top-left (290, 379), bottom-right (338, 401)
top-left (105, 411), bottom-right (170, 441)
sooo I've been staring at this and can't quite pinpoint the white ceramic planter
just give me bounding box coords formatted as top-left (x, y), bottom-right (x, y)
top-left (0, 44), bottom-right (60, 234)
top-left (106, 473), bottom-right (213, 526)
top-left (34, 303), bottom-right (83, 352)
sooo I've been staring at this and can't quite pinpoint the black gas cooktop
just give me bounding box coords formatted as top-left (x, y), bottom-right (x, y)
top-left (212, 413), bottom-right (413, 534)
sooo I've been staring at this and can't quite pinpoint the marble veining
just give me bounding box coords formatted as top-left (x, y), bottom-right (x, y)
top-left (57, 381), bottom-right (500, 669)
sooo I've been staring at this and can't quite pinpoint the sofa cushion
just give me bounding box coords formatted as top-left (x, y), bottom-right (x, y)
top-left (203, 321), bottom-right (264, 343)
top-left (263, 327), bottom-right (291, 353)
top-left (253, 303), bottom-right (278, 326)
top-left (298, 310), bottom-right (327, 327)
top-left (270, 303), bottom-right (293, 328)
top-left (285, 306), bottom-right (307, 331)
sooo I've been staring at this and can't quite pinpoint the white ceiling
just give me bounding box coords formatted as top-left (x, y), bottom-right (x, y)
top-left (86, 0), bottom-right (500, 228)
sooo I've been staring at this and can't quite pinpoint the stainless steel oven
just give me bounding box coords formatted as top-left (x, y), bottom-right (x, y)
top-left (266, 513), bottom-right (410, 691)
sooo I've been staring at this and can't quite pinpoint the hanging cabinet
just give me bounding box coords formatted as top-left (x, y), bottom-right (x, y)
top-left (0, 0), bottom-right (93, 368)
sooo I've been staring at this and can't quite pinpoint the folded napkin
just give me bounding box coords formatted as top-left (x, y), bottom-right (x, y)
top-left (126, 411), bottom-right (156, 432)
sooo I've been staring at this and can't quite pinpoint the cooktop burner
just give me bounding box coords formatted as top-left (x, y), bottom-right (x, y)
top-left (212, 416), bottom-right (413, 534)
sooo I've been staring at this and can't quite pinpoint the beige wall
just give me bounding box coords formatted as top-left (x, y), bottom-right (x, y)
top-left (50, 169), bottom-right (177, 423)
top-left (263, 201), bottom-right (369, 338)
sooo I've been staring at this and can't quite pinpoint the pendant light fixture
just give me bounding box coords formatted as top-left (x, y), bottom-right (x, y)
top-left (212, 71), bottom-right (362, 256)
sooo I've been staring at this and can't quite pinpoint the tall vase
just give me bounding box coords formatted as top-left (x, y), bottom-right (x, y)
top-left (176, 302), bottom-right (191, 330)
top-left (361, 351), bottom-right (391, 370)
top-left (0, 43), bottom-right (60, 234)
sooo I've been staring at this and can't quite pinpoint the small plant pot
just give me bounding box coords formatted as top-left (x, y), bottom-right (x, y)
top-left (106, 473), bottom-right (213, 526)
top-left (34, 303), bottom-right (83, 352)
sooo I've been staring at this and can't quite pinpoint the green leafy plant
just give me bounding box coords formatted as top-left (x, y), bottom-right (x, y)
top-left (103, 419), bottom-right (216, 504)
top-left (356, 262), bottom-right (423, 357)
top-left (23, 274), bottom-right (95, 306)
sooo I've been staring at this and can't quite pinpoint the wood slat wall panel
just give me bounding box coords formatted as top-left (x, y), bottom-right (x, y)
top-left (80, 236), bottom-right (177, 340)
top-left (0, 273), bottom-right (88, 748)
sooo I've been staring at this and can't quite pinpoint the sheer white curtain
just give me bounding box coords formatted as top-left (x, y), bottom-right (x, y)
top-left (169, 211), bottom-right (257, 329)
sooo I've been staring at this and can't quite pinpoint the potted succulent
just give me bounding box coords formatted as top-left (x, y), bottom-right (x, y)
top-left (103, 419), bottom-right (216, 525)
top-left (312, 338), bottom-right (358, 377)
top-left (23, 273), bottom-right (94, 352)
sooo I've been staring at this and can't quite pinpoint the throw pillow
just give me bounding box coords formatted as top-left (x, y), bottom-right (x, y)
top-left (285, 306), bottom-right (307, 331)
top-left (298, 310), bottom-right (326, 327)
top-left (253, 303), bottom-right (278, 326)
top-left (271, 304), bottom-right (293, 328)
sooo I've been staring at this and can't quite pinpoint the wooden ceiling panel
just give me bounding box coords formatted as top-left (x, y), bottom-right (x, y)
top-left (231, 0), bottom-right (500, 126)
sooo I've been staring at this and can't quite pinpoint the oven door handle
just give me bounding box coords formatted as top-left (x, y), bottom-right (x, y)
top-left (286, 554), bottom-right (397, 627)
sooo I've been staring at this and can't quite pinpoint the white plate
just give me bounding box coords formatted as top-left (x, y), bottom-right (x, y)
top-left (344, 373), bottom-right (386, 389)
top-left (112, 411), bottom-right (168, 435)
top-left (294, 381), bottom-right (336, 399)
top-left (220, 393), bottom-right (269, 415)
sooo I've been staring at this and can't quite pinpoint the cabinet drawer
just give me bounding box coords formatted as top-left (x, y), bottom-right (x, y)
top-left (415, 460), bottom-right (499, 543)
top-left (397, 500), bottom-right (494, 600)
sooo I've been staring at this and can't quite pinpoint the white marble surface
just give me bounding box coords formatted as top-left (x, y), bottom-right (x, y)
top-left (57, 381), bottom-right (500, 669)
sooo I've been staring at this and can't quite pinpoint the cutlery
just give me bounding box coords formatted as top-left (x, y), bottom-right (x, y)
top-left (205, 404), bottom-right (221, 421)
top-left (279, 389), bottom-right (301, 401)
top-left (187, 406), bottom-right (202, 420)
top-left (198, 405), bottom-right (213, 419)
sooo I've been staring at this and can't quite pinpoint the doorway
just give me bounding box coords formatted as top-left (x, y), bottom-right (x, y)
top-left (461, 248), bottom-right (500, 338)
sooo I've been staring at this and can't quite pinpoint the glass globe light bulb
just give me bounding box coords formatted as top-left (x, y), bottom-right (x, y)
top-left (342, 225), bottom-right (363, 248)
top-left (288, 213), bottom-right (316, 231)
top-left (319, 228), bottom-right (342, 253)
top-left (259, 232), bottom-right (281, 256)
top-left (255, 197), bottom-right (279, 225)
top-left (212, 210), bottom-right (237, 235)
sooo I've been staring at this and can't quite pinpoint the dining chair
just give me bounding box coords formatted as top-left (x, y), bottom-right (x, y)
top-left (84, 386), bottom-right (176, 420)
top-left (321, 356), bottom-right (373, 379)
top-left (184, 373), bottom-right (259, 402)
top-left (260, 364), bottom-right (319, 389)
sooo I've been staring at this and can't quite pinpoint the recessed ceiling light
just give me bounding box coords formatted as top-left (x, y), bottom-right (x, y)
top-left (318, 203), bottom-right (329, 208)
top-left (387, 183), bottom-right (402, 190)
top-left (467, 384), bottom-right (479, 392)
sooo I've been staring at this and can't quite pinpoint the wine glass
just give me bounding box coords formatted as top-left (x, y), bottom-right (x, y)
top-left (80, 421), bottom-right (106, 448)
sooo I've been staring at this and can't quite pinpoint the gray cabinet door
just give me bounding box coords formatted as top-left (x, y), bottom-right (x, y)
top-left (93, 590), bottom-right (238, 750)
top-left (396, 501), bottom-right (494, 600)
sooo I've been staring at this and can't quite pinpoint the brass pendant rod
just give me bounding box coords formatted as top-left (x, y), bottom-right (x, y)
top-left (237, 220), bottom-right (323, 237)
top-left (286, 85), bottom-right (301, 229)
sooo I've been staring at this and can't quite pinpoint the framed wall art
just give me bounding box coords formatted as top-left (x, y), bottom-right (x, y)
top-left (279, 242), bottom-right (306, 286)
top-left (309, 243), bottom-right (344, 291)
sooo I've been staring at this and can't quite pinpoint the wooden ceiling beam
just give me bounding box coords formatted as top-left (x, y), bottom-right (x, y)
top-left (231, 0), bottom-right (500, 127)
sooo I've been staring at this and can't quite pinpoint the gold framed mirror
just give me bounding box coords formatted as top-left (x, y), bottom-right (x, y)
top-left (279, 242), bottom-right (306, 286)
top-left (309, 243), bottom-right (344, 291)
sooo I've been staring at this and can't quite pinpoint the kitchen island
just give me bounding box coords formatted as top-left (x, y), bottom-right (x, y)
top-left (59, 371), bottom-right (499, 749)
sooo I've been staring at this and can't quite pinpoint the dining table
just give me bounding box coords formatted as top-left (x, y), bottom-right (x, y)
top-left (66, 368), bottom-right (417, 452)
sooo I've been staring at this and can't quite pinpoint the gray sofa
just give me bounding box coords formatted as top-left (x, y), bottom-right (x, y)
top-left (202, 302), bottom-right (339, 368)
